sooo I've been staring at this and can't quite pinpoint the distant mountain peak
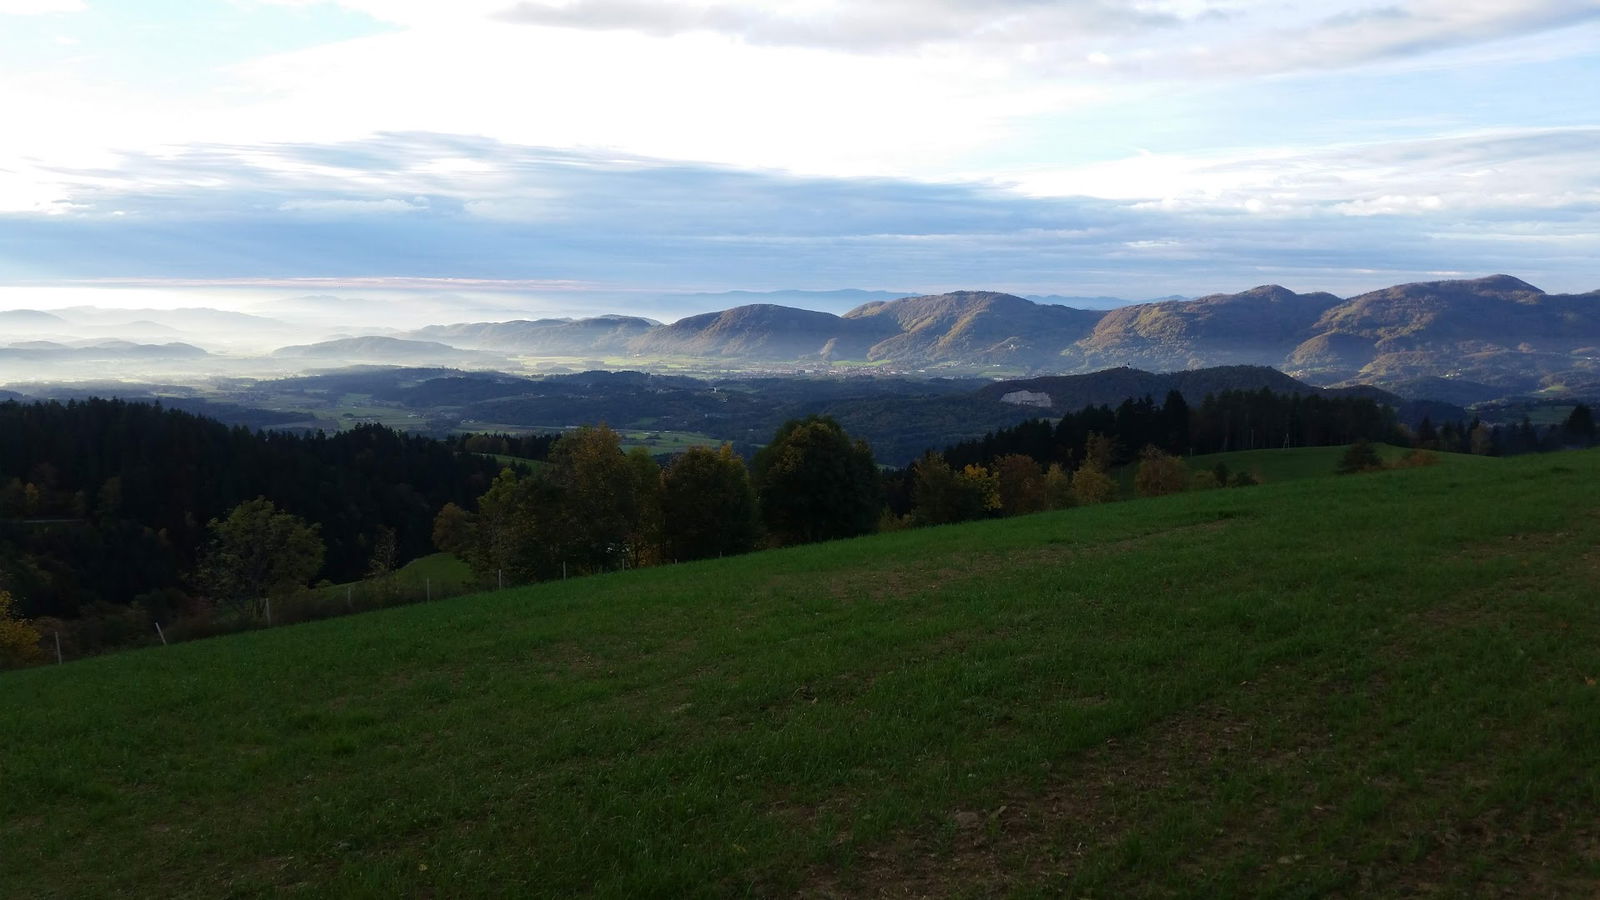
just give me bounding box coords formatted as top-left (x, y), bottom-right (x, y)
top-left (1370, 273), bottom-right (1546, 299)
top-left (1468, 274), bottom-right (1544, 294)
top-left (1192, 284), bottom-right (1302, 303)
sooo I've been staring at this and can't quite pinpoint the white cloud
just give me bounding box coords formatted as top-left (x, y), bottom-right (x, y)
top-left (214, 21), bottom-right (1098, 179)
top-left (0, 0), bottom-right (84, 14)
top-left (277, 197), bottom-right (427, 214)
top-left (491, 0), bottom-right (1182, 51)
top-left (1011, 127), bottom-right (1600, 220)
top-left (482, 0), bottom-right (1600, 79)
top-left (1182, 0), bottom-right (1600, 76)
top-left (1, 0), bottom-right (1596, 297)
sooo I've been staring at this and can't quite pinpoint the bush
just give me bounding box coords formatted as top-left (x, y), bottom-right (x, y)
top-left (1336, 440), bottom-right (1385, 475)
top-left (1134, 446), bottom-right (1189, 498)
top-left (0, 590), bottom-right (43, 668)
top-left (1072, 467), bottom-right (1117, 505)
top-left (1393, 449), bottom-right (1440, 469)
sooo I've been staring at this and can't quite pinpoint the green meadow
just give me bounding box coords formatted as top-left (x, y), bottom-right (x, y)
top-left (1184, 442), bottom-right (1487, 483)
top-left (4, 449), bottom-right (1599, 897)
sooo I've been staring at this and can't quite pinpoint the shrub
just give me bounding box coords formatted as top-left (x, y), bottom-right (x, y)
top-left (0, 590), bottom-right (44, 668)
top-left (1336, 440), bottom-right (1385, 475)
top-left (1134, 446), bottom-right (1189, 498)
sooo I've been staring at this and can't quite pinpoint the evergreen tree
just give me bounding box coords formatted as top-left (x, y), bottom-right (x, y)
top-left (1336, 440), bottom-right (1384, 475)
top-left (1161, 389), bottom-right (1191, 454)
top-left (1564, 404), bottom-right (1596, 445)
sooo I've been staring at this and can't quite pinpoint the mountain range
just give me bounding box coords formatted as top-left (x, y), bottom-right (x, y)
top-left (381, 275), bottom-right (1599, 393)
top-left (3, 275), bottom-right (1596, 397)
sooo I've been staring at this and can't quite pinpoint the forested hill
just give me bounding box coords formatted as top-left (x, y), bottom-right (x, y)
top-left (0, 399), bottom-right (502, 619)
top-left (381, 275), bottom-right (1600, 389)
top-left (976, 365), bottom-right (1319, 413)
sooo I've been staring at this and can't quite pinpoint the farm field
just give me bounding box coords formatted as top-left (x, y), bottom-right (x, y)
top-left (4, 449), bottom-right (1599, 897)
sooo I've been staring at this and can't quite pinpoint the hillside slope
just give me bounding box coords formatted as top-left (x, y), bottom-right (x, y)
top-left (977, 364), bottom-right (1320, 413)
top-left (845, 290), bottom-right (1103, 367)
top-left (236, 276), bottom-right (1600, 393)
top-left (4, 451), bottom-right (1599, 896)
top-left (629, 303), bottom-right (899, 360)
top-left (270, 336), bottom-right (505, 366)
top-left (408, 315), bottom-right (659, 354)
top-left (1076, 284), bottom-right (1343, 372)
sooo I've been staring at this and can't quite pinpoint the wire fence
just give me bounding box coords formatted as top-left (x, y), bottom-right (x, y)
top-left (17, 572), bottom-right (499, 668)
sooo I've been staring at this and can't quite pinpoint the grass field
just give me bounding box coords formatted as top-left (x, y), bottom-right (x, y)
top-left (4, 449), bottom-right (1600, 896)
top-left (617, 429), bottom-right (722, 455)
top-left (391, 552), bottom-right (475, 589)
top-left (317, 553), bottom-right (483, 610)
top-left (1184, 442), bottom-right (1488, 484)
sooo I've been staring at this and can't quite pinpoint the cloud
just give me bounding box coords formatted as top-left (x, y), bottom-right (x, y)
top-left (492, 0), bottom-right (1179, 51)
top-left (0, 0), bottom-right (84, 14)
top-left (1016, 127), bottom-right (1600, 221)
top-left (2, 131), bottom-right (1598, 297)
top-left (277, 197), bottom-right (430, 215)
top-left (1207, 0), bottom-right (1600, 75)
top-left (485, 0), bottom-right (1600, 79)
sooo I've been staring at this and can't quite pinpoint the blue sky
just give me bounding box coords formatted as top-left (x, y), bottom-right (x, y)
top-left (1, 0), bottom-right (1597, 317)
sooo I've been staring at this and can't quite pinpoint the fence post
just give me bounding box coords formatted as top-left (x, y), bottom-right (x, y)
top-left (426, 578), bottom-right (431, 602)
top-left (155, 622), bottom-right (167, 646)
top-left (346, 584), bottom-right (353, 612)
top-left (265, 596), bottom-right (272, 627)
top-left (497, 569), bottom-right (503, 591)
top-left (54, 631), bottom-right (62, 665)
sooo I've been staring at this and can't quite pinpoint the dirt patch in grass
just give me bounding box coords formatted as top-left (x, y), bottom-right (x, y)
top-left (799, 655), bottom-right (1600, 898)
top-left (799, 678), bottom-right (1315, 898)
top-left (1382, 803), bottom-right (1600, 898)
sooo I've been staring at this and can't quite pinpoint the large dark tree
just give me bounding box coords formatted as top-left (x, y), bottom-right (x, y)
top-left (195, 498), bottom-right (324, 620)
top-left (909, 453), bottom-right (992, 527)
top-left (547, 424), bottom-right (645, 572)
top-left (752, 416), bottom-right (880, 546)
top-left (1336, 440), bottom-right (1384, 475)
top-left (661, 445), bottom-right (758, 562)
top-left (1563, 404), bottom-right (1596, 446)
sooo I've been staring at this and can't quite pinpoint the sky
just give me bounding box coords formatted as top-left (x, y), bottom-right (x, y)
top-left (0, 0), bottom-right (1597, 318)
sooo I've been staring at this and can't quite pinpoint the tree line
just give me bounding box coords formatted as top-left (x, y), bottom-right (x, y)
top-left (431, 416), bottom-right (879, 583)
top-left (4, 391), bottom-right (1596, 668)
top-left (0, 399), bottom-right (502, 621)
top-left (937, 389), bottom-right (1401, 474)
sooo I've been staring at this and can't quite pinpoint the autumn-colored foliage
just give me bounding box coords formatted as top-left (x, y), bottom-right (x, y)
top-left (0, 590), bottom-right (43, 668)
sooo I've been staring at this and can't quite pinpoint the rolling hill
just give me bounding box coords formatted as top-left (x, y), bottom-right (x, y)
top-left (629, 303), bottom-right (899, 360)
top-left (845, 290), bottom-right (1104, 368)
top-left (977, 364), bottom-right (1321, 413)
top-left (0, 340), bottom-right (209, 361)
top-left (408, 315), bottom-right (659, 355)
top-left (4, 448), bottom-right (1598, 895)
top-left (6, 276), bottom-right (1597, 395)
top-left (270, 336), bottom-right (506, 367)
top-left (380, 276), bottom-right (1600, 394)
